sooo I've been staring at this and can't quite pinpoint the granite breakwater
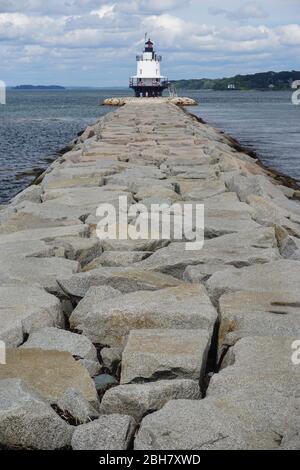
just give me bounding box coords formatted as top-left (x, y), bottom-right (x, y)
top-left (0, 98), bottom-right (299, 450)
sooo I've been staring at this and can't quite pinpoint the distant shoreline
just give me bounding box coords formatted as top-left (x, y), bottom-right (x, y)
top-left (172, 70), bottom-right (300, 91)
top-left (13, 85), bottom-right (66, 90)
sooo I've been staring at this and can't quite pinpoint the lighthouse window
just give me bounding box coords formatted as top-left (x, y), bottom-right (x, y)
top-left (140, 69), bottom-right (142, 74)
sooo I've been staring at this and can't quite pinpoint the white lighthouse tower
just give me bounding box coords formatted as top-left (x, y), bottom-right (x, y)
top-left (129, 38), bottom-right (169, 97)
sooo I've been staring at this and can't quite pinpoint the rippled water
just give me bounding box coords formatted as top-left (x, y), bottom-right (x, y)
top-left (0, 88), bottom-right (131, 203)
top-left (0, 88), bottom-right (299, 203)
top-left (187, 90), bottom-right (300, 184)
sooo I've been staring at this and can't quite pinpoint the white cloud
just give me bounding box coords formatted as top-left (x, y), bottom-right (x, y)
top-left (210, 2), bottom-right (268, 22)
top-left (278, 24), bottom-right (300, 45)
top-left (91, 4), bottom-right (115, 18)
top-left (0, 0), bottom-right (299, 85)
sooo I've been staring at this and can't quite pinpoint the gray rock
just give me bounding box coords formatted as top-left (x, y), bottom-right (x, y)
top-left (140, 227), bottom-right (279, 278)
top-left (0, 255), bottom-right (79, 296)
top-left (13, 201), bottom-right (82, 228)
top-left (70, 284), bottom-right (217, 347)
top-left (71, 415), bottom-right (136, 450)
top-left (247, 195), bottom-right (300, 237)
top-left (105, 170), bottom-right (171, 192)
top-left (80, 126), bottom-right (95, 142)
top-left (57, 388), bottom-right (99, 424)
top-left (0, 379), bottom-right (73, 450)
top-left (280, 431), bottom-right (300, 450)
top-left (0, 224), bottom-right (88, 244)
top-left (0, 285), bottom-right (63, 347)
top-left (183, 264), bottom-right (229, 283)
top-left (178, 178), bottom-right (226, 200)
top-left (204, 209), bottom-right (259, 238)
top-left (218, 290), bottom-right (300, 351)
top-left (70, 284), bottom-right (122, 310)
top-left (206, 259), bottom-right (300, 305)
top-left (0, 349), bottom-right (98, 406)
top-left (84, 250), bottom-right (152, 269)
top-left (170, 165), bottom-right (217, 179)
top-left (79, 358), bottom-right (102, 377)
top-left (48, 236), bottom-right (103, 266)
top-left (21, 327), bottom-right (98, 362)
top-left (227, 173), bottom-right (284, 202)
top-left (59, 266), bottom-right (182, 298)
top-left (135, 185), bottom-right (180, 203)
top-left (219, 336), bottom-right (299, 373)
top-left (278, 233), bottom-right (300, 260)
top-left (135, 397), bottom-right (284, 450)
top-left (42, 186), bottom-right (134, 207)
top-left (101, 347), bottom-right (122, 374)
top-left (42, 170), bottom-right (105, 190)
top-left (100, 237), bottom-right (169, 253)
top-left (121, 329), bottom-right (211, 385)
top-left (11, 185), bottom-right (42, 205)
top-left (94, 374), bottom-right (118, 394)
top-left (100, 379), bottom-right (201, 422)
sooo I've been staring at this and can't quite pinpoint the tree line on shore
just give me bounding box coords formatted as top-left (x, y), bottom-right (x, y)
top-left (171, 70), bottom-right (300, 91)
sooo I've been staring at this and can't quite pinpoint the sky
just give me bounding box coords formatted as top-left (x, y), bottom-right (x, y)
top-left (0, 0), bottom-right (300, 86)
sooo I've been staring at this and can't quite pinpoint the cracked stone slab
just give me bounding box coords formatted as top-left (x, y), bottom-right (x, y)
top-left (41, 167), bottom-right (113, 190)
top-left (56, 388), bottom-right (99, 424)
top-left (14, 201), bottom-right (86, 227)
top-left (0, 285), bottom-right (63, 347)
top-left (227, 173), bottom-right (285, 202)
top-left (0, 224), bottom-right (88, 245)
top-left (21, 327), bottom-right (98, 363)
top-left (41, 187), bottom-right (134, 209)
top-left (0, 349), bottom-right (98, 406)
top-left (206, 336), bottom-right (300, 445)
top-left (10, 185), bottom-right (42, 206)
top-left (71, 415), bottom-right (136, 450)
top-left (178, 178), bottom-right (226, 201)
top-left (0, 255), bottom-right (79, 295)
top-left (70, 284), bottom-right (217, 347)
top-left (84, 250), bottom-right (152, 269)
top-left (0, 379), bottom-right (73, 450)
top-left (139, 227), bottom-right (279, 278)
top-left (100, 379), bottom-right (201, 422)
top-left (134, 396), bottom-right (288, 450)
top-left (206, 260), bottom-right (300, 305)
top-left (247, 195), bottom-right (300, 238)
top-left (218, 290), bottom-right (300, 350)
top-left (59, 266), bottom-right (182, 298)
top-left (0, 211), bottom-right (81, 234)
top-left (121, 329), bottom-right (211, 384)
top-left (48, 236), bottom-right (103, 266)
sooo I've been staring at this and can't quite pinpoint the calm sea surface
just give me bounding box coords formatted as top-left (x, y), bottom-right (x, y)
top-left (0, 88), bottom-right (299, 203)
top-left (189, 90), bottom-right (300, 183)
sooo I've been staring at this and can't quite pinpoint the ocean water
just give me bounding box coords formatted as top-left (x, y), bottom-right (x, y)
top-left (187, 90), bottom-right (300, 183)
top-left (0, 88), bottom-right (131, 203)
top-left (0, 88), bottom-right (299, 203)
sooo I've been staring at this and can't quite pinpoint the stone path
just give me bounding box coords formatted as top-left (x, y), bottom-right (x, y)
top-left (0, 99), bottom-right (299, 450)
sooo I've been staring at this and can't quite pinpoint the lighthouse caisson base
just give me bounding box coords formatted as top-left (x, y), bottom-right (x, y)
top-left (130, 85), bottom-right (168, 98)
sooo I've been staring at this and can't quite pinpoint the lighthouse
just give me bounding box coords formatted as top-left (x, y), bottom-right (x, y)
top-left (129, 38), bottom-right (169, 97)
